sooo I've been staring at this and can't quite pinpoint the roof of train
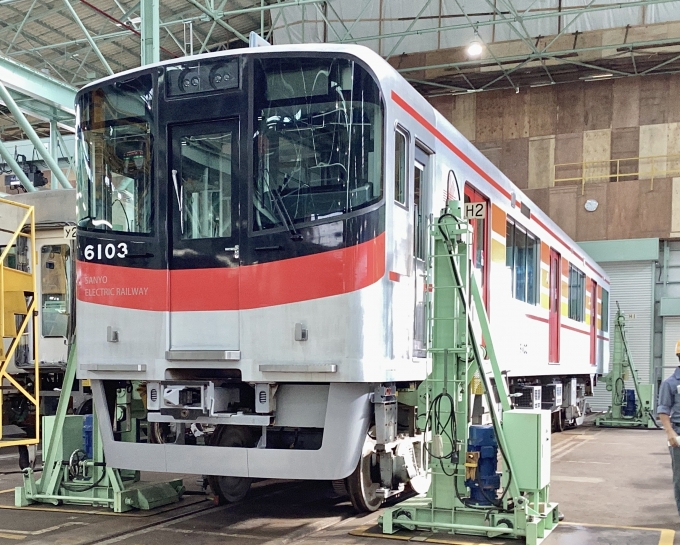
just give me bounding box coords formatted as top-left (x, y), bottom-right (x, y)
top-left (7, 189), bottom-right (75, 227)
top-left (78, 43), bottom-right (608, 285)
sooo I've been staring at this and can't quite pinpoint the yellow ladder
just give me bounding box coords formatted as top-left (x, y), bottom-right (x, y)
top-left (0, 198), bottom-right (38, 447)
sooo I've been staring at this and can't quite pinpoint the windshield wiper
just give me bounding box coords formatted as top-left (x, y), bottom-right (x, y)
top-left (270, 188), bottom-right (302, 241)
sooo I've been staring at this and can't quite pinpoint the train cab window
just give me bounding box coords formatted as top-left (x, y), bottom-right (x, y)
top-left (76, 74), bottom-right (154, 235)
top-left (395, 131), bottom-right (407, 206)
top-left (41, 244), bottom-right (70, 338)
top-left (252, 57), bottom-right (383, 232)
top-left (568, 265), bottom-right (586, 322)
top-left (506, 219), bottom-right (539, 304)
top-left (602, 288), bottom-right (609, 332)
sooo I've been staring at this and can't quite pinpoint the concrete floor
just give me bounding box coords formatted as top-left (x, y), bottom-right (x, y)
top-left (0, 421), bottom-right (674, 545)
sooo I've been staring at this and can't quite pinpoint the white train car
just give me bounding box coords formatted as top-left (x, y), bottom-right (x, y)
top-left (74, 44), bottom-right (609, 511)
top-left (7, 190), bottom-right (75, 375)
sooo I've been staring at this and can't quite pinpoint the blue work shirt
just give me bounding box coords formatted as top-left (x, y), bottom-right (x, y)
top-left (657, 367), bottom-right (680, 425)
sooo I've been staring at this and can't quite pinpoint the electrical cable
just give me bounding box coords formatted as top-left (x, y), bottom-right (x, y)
top-left (60, 464), bottom-right (107, 492)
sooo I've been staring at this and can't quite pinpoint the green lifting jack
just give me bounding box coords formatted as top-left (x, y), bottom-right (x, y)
top-left (16, 340), bottom-right (184, 512)
top-left (380, 199), bottom-right (559, 544)
top-left (595, 306), bottom-right (656, 429)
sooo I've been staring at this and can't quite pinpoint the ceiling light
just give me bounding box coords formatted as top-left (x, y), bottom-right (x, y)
top-left (467, 41), bottom-right (483, 58)
top-left (580, 73), bottom-right (613, 81)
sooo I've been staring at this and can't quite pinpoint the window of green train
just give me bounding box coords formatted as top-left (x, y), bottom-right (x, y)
top-left (76, 75), bottom-right (154, 236)
top-left (41, 244), bottom-right (70, 338)
top-left (252, 57), bottom-right (383, 232)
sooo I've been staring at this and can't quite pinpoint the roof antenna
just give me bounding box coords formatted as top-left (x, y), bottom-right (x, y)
top-left (249, 32), bottom-right (270, 48)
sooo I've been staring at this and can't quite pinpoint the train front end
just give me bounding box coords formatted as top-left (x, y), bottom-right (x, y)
top-left (75, 46), bottom-right (426, 509)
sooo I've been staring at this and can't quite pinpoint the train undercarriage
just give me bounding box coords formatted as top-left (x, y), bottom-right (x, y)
top-left (97, 372), bottom-right (593, 512)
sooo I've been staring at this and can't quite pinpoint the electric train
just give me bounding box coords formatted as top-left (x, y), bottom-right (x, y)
top-left (73, 43), bottom-right (610, 511)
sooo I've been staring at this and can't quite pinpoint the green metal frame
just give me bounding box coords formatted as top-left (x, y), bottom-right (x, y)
top-left (380, 200), bottom-right (558, 545)
top-left (16, 341), bottom-right (184, 512)
top-left (595, 309), bottom-right (657, 429)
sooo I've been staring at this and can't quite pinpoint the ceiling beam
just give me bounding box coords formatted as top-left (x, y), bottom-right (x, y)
top-left (0, 54), bottom-right (76, 114)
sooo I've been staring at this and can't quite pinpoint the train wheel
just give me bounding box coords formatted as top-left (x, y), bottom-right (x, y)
top-left (208, 425), bottom-right (257, 504)
top-left (149, 422), bottom-right (179, 444)
top-left (345, 431), bottom-right (382, 513)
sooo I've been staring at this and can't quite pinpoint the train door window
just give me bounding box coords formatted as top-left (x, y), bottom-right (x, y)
top-left (413, 145), bottom-right (430, 261)
top-left (464, 186), bottom-right (488, 304)
top-left (514, 228), bottom-right (527, 301)
top-left (549, 249), bottom-right (561, 363)
top-left (394, 129), bottom-right (407, 206)
top-left (590, 280), bottom-right (597, 365)
top-left (568, 264), bottom-right (585, 321)
top-left (526, 235), bottom-right (537, 305)
top-left (41, 244), bottom-right (70, 338)
top-left (602, 288), bottom-right (609, 332)
top-left (413, 144), bottom-right (430, 357)
top-left (178, 132), bottom-right (234, 240)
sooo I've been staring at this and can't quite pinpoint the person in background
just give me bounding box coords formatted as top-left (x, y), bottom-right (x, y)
top-left (657, 340), bottom-right (680, 515)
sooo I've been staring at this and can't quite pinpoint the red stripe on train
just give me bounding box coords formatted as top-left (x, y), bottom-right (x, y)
top-left (77, 233), bottom-right (386, 311)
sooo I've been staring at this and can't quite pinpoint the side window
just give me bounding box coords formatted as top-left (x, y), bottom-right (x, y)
top-left (41, 244), bottom-right (71, 338)
top-left (568, 264), bottom-right (585, 322)
top-left (526, 235), bottom-right (537, 305)
top-left (602, 288), bottom-right (609, 332)
top-left (394, 130), bottom-right (407, 206)
top-left (506, 219), bottom-right (515, 295)
top-left (506, 219), bottom-right (539, 304)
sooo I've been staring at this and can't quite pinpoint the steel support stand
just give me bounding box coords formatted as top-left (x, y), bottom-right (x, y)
top-left (379, 200), bottom-right (558, 545)
top-left (16, 340), bottom-right (184, 512)
top-left (595, 308), bottom-right (657, 428)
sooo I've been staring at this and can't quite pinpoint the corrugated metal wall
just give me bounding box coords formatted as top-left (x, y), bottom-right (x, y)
top-left (589, 261), bottom-right (654, 411)
top-left (663, 317), bottom-right (680, 380)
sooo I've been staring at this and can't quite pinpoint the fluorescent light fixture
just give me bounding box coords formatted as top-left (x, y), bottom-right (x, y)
top-left (467, 41), bottom-right (483, 58)
top-left (580, 73), bottom-right (613, 81)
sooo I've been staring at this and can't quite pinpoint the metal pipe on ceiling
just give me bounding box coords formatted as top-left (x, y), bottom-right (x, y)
top-left (78, 0), bottom-right (178, 59)
top-left (0, 80), bottom-right (71, 189)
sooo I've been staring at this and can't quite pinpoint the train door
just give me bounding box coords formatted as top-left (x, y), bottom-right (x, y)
top-left (549, 249), bottom-right (561, 363)
top-left (464, 186), bottom-right (489, 308)
top-left (413, 144), bottom-right (430, 358)
top-left (590, 279), bottom-right (597, 365)
top-left (168, 119), bottom-right (241, 351)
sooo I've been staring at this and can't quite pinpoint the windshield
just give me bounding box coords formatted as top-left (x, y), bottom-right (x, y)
top-left (253, 57), bottom-right (383, 232)
top-left (76, 75), bottom-right (154, 235)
